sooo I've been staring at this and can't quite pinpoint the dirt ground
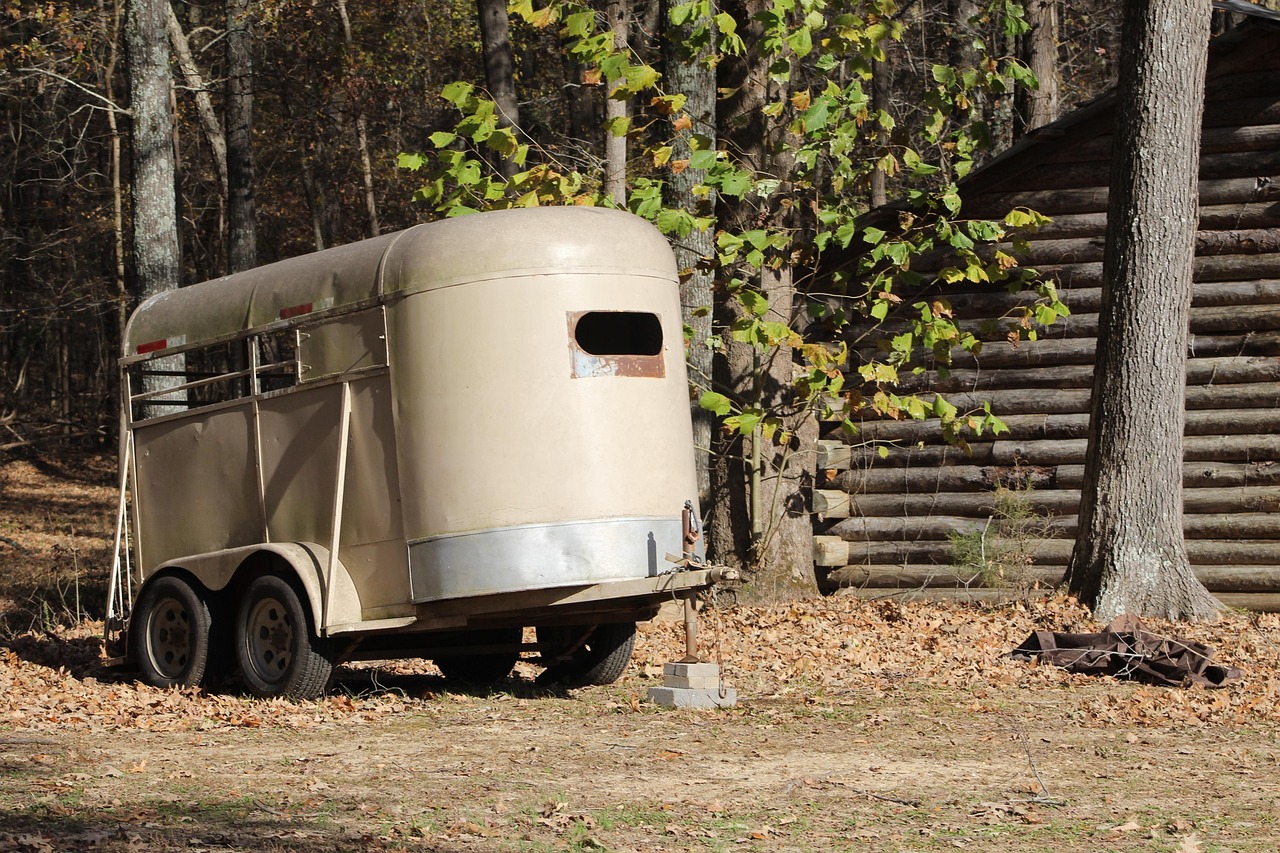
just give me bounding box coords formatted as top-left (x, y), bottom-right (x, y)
top-left (2, 455), bottom-right (1280, 852)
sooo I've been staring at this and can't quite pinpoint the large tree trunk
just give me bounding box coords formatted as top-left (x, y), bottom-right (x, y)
top-left (711, 0), bottom-right (816, 598)
top-left (664, 0), bottom-right (715, 507)
top-left (226, 0), bottom-right (257, 271)
top-left (126, 0), bottom-right (183, 413)
top-left (476, 0), bottom-right (521, 179)
top-left (1064, 0), bottom-right (1220, 622)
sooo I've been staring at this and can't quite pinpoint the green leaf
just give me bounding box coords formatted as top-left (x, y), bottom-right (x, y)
top-left (716, 169), bottom-right (754, 198)
top-left (725, 408), bottom-right (763, 435)
top-left (689, 149), bottom-right (717, 170)
top-left (604, 115), bottom-right (631, 137)
top-left (624, 63), bottom-right (661, 93)
top-left (441, 81), bottom-right (474, 108)
top-left (656, 207), bottom-right (698, 237)
top-left (786, 26), bottom-right (813, 58)
top-left (398, 152), bottom-right (426, 171)
top-left (699, 391), bottom-right (733, 416)
top-left (862, 226), bottom-right (886, 245)
top-left (740, 289), bottom-right (769, 317)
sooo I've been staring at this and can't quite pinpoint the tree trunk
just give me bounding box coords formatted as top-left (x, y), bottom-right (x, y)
top-left (226, 0), bottom-right (257, 271)
top-left (1022, 0), bottom-right (1059, 131)
top-left (167, 5), bottom-right (228, 196)
top-left (664, 0), bottom-right (715, 507)
top-left (334, 0), bottom-right (379, 236)
top-left (869, 53), bottom-right (890, 208)
top-left (603, 0), bottom-right (628, 205)
top-left (476, 0), bottom-right (521, 179)
top-left (126, 0), bottom-right (183, 413)
top-left (710, 0), bottom-right (817, 598)
top-left (103, 0), bottom-right (128, 351)
top-left (1064, 0), bottom-right (1220, 622)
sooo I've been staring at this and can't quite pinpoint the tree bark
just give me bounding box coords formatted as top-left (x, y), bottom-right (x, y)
top-left (664, 0), bottom-right (715, 507)
top-left (1064, 0), bottom-right (1220, 621)
top-left (1022, 0), bottom-right (1059, 131)
top-left (710, 0), bottom-right (816, 598)
top-left (126, 0), bottom-right (183, 412)
top-left (334, 0), bottom-right (379, 236)
top-left (167, 5), bottom-right (228, 196)
top-left (226, 0), bottom-right (257, 271)
top-left (869, 53), bottom-right (890, 208)
top-left (476, 0), bottom-right (521, 179)
top-left (603, 0), bottom-right (628, 205)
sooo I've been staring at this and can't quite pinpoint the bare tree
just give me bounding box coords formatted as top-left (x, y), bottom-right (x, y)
top-left (168, 6), bottom-right (228, 197)
top-left (1064, 0), bottom-right (1220, 622)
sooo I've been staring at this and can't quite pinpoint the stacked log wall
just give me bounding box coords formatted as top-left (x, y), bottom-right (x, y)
top-left (814, 25), bottom-right (1280, 609)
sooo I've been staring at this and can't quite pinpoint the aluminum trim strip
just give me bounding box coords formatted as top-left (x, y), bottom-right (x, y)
top-left (407, 516), bottom-right (698, 603)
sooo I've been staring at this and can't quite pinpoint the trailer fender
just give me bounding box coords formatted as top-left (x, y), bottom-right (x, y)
top-left (143, 542), bottom-right (362, 635)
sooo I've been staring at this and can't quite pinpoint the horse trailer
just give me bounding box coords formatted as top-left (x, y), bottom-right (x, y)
top-left (106, 207), bottom-right (723, 698)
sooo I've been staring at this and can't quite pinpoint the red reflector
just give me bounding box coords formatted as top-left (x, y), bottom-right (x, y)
top-left (136, 339), bottom-right (167, 354)
top-left (280, 302), bottom-right (313, 319)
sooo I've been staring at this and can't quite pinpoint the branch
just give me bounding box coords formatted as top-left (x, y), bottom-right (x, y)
top-left (17, 68), bottom-right (130, 115)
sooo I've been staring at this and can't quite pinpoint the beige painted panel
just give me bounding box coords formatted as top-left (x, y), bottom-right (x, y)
top-left (134, 405), bottom-right (260, 568)
top-left (339, 374), bottom-right (409, 610)
top-left (259, 384), bottom-right (342, 546)
top-left (298, 309), bottom-right (388, 382)
top-left (338, 539), bottom-right (409, 615)
top-left (388, 272), bottom-right (698, 540)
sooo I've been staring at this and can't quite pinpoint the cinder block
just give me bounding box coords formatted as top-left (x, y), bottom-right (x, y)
top-left (663, 662), bottom-right (721, 679)
top-left (646, 686), bottom-right (738, 709)
top-left (664, 675), bottom-right (720, 689)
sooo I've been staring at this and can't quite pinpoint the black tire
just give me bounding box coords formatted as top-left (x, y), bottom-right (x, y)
top-left (434, 627), bottom-right (521, 683)
top-left (537, 622), bottom-right (636, 686)
top-left (130, 575), bottom-right (212, 689)
top-left (235, 574), bottom-right (333, 699)
top-left (202, 594), bottom-right (237, 689)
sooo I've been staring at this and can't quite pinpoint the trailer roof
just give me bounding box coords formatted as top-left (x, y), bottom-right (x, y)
top-left (124, 207), bottom-right (677, 356)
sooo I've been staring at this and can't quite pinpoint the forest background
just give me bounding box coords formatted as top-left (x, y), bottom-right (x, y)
top-left (1, 0), bottom-right (1264, 591)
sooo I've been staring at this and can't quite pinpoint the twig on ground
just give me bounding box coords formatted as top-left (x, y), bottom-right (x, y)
top-left (1010, 717), bottom-right (1065, 806)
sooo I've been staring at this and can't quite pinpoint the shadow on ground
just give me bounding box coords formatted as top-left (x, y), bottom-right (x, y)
top-left (0, 809), bottom-right (470, 852)
top-left (0, 630), bottom-right (576, 703)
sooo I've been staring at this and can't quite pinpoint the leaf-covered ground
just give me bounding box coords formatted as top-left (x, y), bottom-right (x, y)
top-left (2, 455), bottom-right (1279, 851)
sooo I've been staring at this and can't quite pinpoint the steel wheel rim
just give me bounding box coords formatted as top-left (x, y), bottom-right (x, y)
top-left (146, 595), bottom-right (192, 679)
top-left (245, 596), bottom-right (294, 684)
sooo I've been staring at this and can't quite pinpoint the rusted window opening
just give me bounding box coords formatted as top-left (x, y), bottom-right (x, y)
top-left (569, 311), bottom-right (665, 379)
top-left (574, 311), bottom-right (662, 356)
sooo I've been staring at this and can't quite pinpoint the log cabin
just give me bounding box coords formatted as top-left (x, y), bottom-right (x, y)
top-left (814, 7), bottom-right (1280, 610)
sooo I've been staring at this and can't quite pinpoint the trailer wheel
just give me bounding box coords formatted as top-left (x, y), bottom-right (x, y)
top-left (434, 627), bottom-right (521, 683)
top-left (235, 574), bottom-right (333, 699)
top-left (131, 575), bottom-right (212, 689)
top-left (537, 622), bottom-right (636, 686)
